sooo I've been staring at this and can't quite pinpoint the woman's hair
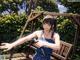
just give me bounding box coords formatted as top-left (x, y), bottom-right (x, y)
top-left (42, 15), bottom-right (57, 32)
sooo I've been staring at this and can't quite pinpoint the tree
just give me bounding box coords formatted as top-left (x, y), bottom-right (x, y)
top-left (0, 0), bottom-right (58, 13)
top-left (61, 0), bottom-right (80, 13)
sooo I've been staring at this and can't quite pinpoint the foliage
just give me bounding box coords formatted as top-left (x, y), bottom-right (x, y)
top-left (0, 13), bottom-right (28, 42)
top-left (0, 0), bottom-right (29, 13)
top-left (61, 1), bottom-right (80, 59)
top-left (61, 0), bottom-right (80, 13)
top-left (36, 0), bottom-right (58, 12)
top-left (0, 0), bottom-right (58, 13)
top-left (57, 16), bottom-right (76, 42)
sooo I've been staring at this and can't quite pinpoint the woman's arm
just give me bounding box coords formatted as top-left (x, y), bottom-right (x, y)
top-left (44, 33), bottom-right (60, 50)
top-left (34, 33), bottom-right (60, 50)
top-left (0, 31), bottom-right (38, 51)
top-left (11, 31), bottom-right (37, 47)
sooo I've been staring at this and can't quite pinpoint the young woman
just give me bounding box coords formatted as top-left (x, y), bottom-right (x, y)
top-left (0, 15), bottom-right (60, 60)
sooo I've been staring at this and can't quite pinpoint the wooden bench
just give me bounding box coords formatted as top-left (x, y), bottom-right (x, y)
top-left (2, 40), bottom-right (72, 60)
top-left (51, 41), bottom-right (73, 60)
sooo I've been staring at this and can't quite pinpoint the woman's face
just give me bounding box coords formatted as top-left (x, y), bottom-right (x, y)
top-left (43, 23), bottom-right (51, 31)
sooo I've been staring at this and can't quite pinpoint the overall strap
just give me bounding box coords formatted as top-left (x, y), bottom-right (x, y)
top-left (51, 31), bottom-right (54, 39)
top-left (39, 30), bottom-right (46, 56)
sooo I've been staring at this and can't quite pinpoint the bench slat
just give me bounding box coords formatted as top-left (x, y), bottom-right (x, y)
top-left (52, 40), bottom-right (73, 60)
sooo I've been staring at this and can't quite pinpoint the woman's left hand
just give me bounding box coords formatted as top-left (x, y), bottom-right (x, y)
top-left (0, 43), bottom-right (13, 52)
top-left (33, 40), bottom-right (47, 48)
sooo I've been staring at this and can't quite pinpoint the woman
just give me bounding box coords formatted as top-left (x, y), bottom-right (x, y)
top-left (0, 15), bottom-right (60, 60)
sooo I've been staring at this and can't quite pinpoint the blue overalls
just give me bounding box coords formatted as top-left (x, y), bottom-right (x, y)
top-left (33, 31), bottom-right (55, 60)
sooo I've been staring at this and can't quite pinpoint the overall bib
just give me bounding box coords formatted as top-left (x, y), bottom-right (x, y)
top-left (33, 31), bottom-right (55, 60)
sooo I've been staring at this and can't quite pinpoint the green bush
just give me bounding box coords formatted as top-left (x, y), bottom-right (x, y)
top-left (0, 13), bottom-right (28, 42)
top-left (57, 16), bottom-right (76, 43)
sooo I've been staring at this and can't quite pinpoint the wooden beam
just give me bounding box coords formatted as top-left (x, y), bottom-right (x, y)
top-left (32, 11), bottom-right (80, 26)
top-left (32, 11), bottom-right (80, 17)
top-left (28, 11), bottom-right (43, 22)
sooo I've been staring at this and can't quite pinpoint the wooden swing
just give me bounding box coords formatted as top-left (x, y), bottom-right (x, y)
top-left (3, 10), bottom-right (80, 60)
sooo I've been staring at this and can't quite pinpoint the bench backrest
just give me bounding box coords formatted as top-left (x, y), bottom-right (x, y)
top-left (52, 41), bottom-right (73, 60)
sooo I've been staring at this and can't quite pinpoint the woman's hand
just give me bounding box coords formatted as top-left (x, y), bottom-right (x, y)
top-left (0, 43), bottom-right (13, 52)
top-left (33, 40), bottom-right (48, 48)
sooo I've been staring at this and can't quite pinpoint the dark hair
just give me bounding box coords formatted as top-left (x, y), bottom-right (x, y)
top-left (42, 18), bottom-right (56, 32)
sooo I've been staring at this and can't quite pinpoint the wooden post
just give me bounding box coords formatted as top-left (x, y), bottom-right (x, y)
top-left (72, 24), bottom-right (78, 57)
top-left (27, 0), bottom-right (33, 15)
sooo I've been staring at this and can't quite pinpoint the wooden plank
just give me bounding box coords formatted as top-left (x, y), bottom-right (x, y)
top-left (58, 43), bottom-right (63, 54)
top-left (52, 41), bottom-right (73, 60)
top-left (6, 57), bottom-right (26, 60)
top-left (62, 46), bottom-right (69, 57)
top-left (52, 52), bottom-right (66, 60)
top-left (59, 44), bottom-right (65, 55)
top-left (2, 53), bottom-right (26, 59)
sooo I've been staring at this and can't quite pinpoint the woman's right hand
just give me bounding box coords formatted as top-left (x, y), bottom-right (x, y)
top-left (0, 43), bottom-right (13, 51)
